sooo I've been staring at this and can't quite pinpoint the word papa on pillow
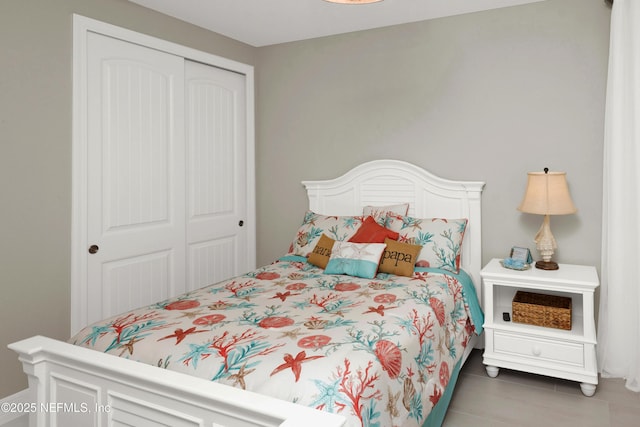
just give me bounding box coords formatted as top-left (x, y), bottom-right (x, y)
top-left (378, 238), bottom-right (422, 277)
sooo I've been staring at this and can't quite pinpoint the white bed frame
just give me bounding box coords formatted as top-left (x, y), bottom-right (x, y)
top-left (10, 159), bottom-right (484, 427)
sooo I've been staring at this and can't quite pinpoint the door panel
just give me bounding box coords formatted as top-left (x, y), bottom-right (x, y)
top-left (86, 33), bottom-right (185, 325)
top-left (188, 238), bottom-right (236, 291)
top-left (185, 60), bottom-right (247, 291)
top-left (102, 250), bottom-right (172, 316)
top-left (103, 61), bottom-right (171, 230)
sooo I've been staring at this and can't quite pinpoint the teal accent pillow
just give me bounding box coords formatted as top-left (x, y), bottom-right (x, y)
top-left (324, 241), bottom-right (386, 279)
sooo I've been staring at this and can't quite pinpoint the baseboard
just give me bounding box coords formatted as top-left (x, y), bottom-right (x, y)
top-left (0, 389), bottom-right (28, 425)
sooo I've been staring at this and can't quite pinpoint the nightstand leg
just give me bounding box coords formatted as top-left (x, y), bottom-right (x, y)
top-left (485, 365), bottom-right (499, 378)
top-left (580, 383), bottom-right (596, 397)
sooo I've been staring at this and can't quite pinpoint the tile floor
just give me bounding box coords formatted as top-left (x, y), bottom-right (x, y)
top-left (443, 349), bottom-right (640, 427)
top-left (4, 349), bottom-right (639, 427)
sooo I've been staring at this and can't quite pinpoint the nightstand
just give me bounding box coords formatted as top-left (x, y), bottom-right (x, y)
top-left (481, 258), bottom-right (599, 396)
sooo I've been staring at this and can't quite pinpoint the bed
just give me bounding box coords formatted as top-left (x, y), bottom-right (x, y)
top-left (10, 159), bottom-right (485, 427)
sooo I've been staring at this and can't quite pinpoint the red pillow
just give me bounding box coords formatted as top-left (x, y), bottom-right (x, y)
top-left (349, 216), bottom-right (399, 243)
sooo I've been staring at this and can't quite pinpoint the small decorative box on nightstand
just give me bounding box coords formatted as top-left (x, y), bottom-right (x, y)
top-left (481, 258), bottom-right (599, 396)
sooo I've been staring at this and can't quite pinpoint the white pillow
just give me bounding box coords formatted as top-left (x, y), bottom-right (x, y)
top-left (324, 241), bottom-right (387, 279)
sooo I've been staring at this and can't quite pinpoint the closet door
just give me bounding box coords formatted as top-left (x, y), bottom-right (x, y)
top-left (85, 32), bottom-right (186, 325)
top-left (74, 17), bottom-right (255, 333)
top-left (185, 60), bottom-right (248, 291)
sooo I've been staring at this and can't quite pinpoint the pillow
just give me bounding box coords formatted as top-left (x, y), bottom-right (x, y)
top-left (386, 214), bottom-right (468, 273)
top-left (363, 203), bottom-right (410, 225)
top-left (307, 234), bottom-right (336, 269)
top-left (378, 238), bottom-right (422, 277)
top-left (288, 211), bottom-right (363, 257)
top-left (349, 216), bottom-right (399, 243)
top-left (324, 241), bottom-right (387, 279)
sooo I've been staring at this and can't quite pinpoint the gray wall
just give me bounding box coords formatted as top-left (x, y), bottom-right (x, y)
top-left (0, 0), bottom-right (255, 399)
top-left (255, 0), bottom-right (610, 272)
top-left (0, 0), bottom-right (610, 399)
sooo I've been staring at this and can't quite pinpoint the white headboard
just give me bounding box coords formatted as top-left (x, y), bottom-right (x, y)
top-left (302, 159), bottom-right (485, 291)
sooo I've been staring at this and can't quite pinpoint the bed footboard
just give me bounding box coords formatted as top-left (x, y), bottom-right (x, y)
top-left (9, 336), bottom-right (346, 427)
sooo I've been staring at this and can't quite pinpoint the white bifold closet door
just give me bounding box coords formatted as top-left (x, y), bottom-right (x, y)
top-left (84, 32), bottom-right (248, 327)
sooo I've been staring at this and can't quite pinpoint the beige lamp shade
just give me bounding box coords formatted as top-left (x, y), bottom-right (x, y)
top-left (518, 170), bottom-right (577, 215)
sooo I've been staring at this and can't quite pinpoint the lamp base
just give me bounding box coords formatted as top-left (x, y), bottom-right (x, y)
top-left (535, 260), bottom-right (559, 270)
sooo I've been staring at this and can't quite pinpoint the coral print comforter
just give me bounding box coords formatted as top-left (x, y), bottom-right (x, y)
top-left (70, 256), bottom-right (483, 427)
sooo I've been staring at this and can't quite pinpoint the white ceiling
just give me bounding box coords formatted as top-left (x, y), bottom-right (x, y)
top-left (129, 0), bottom-right (546, 47)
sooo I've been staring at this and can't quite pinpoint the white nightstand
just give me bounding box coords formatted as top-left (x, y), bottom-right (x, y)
top-left (481, 258), bottom-right (599, 396)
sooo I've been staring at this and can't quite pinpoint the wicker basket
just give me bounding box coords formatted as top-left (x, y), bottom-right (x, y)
top-left (512, 291), bottom-right (572, 330)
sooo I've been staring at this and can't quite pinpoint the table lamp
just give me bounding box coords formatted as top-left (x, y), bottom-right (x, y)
top-left (517, 168), bottom-right (577, 270)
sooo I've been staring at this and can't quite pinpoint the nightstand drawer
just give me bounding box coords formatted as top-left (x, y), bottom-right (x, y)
top-left (494, 331), bottom-right (584, 367)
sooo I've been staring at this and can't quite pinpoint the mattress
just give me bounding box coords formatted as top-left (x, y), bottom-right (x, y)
top-left (70, 256), bottom-right (483, 427)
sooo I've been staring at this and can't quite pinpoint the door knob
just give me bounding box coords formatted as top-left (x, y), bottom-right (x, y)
top-left (88, 244), bottom-right (99, 254)
top-left (238, 220), bottom-right (244, 227)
